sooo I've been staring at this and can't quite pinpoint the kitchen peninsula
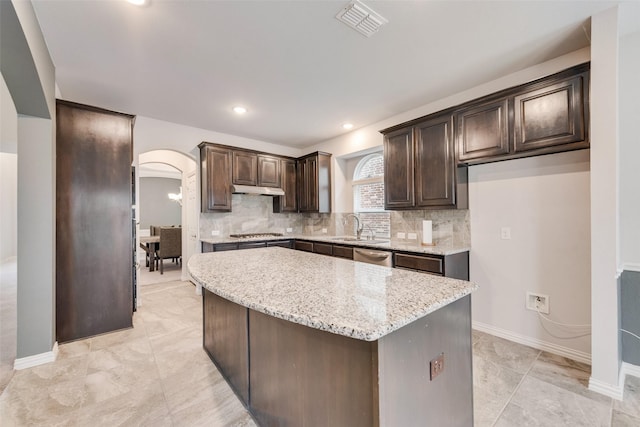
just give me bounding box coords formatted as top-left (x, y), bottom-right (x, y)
top-left (188, 247), bottom-right (478, 426)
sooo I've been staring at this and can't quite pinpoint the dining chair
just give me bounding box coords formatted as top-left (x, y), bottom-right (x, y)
top-left (156, 227), bottom-right (182, 274)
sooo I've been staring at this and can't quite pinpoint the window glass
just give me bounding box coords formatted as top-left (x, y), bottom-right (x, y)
top-left (352, 153), bottom-right (390, 238)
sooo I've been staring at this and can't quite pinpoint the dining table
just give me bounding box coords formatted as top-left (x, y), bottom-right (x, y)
top-left (139, 235), bottom-right (160, 272)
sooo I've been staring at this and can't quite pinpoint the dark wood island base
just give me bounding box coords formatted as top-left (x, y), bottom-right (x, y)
top-left (203, 288), bottom-right (473, 427)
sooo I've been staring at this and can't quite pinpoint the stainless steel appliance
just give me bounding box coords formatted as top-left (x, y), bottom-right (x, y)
top-left (353, 248), bottom-right (393, 267)
top-left (229, 232), bottom-right (284, 239)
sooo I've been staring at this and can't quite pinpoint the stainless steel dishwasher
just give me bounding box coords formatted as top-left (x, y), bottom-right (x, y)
top-left (353, 247), bottom-right (393, 267)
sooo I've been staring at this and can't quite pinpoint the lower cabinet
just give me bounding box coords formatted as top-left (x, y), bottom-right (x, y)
top-left (294, 240), bottom-right (314, 253)
top-left (394, 251), bottom-right (469, 280)
top-left (202, 240), bottom-right (293, 253)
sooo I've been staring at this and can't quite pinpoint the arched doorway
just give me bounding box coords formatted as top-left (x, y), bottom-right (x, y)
top-left (137, 150), bottom-right (198, 285)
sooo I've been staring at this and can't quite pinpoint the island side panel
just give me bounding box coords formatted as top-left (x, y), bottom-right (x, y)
top-left (203, 289), bottom-right (250, 405)
top-left (378, 295), bottom-right (473, 427)
top-left (249, 310), bottom-right (379, 427)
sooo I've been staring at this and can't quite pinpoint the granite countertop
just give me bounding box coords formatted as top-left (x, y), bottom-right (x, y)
top-left (188, 247), bottom-right (478, 341)
top-left (200, 234), bottom-right (470, 256)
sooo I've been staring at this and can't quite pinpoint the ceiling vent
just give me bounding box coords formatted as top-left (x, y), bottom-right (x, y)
top-left (335, 1), bottom-right (388, 38)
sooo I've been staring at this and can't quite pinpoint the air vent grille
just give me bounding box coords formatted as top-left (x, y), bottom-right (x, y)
top-left (336, 1), bottom-right (388, 38)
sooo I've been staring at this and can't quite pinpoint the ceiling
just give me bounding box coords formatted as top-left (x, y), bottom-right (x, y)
top-left (31, 0), bottom-right (639, 148)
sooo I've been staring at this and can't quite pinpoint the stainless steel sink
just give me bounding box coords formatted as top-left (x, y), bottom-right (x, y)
top-left (331, 237), bottom-right (389, 245)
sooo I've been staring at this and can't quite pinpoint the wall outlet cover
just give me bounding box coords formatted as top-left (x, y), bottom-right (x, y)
top-left (501, 227), bottom-right (511, 240)
top-left (211, 230), bottom-right (220, 236)
top-left (286, 228), bottom-right (293, 233)
top-left (526, 291), bottom-right (550, 314)
top-left (321, 228), bottom-right (327, 234)
top-left (408, 233), bottom-right (417, 240)
top-left (397, 232), bottom-right (406, 239)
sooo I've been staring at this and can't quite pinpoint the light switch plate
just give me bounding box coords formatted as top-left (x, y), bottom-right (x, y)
top-left (501, 227), bottom-right (511, 240)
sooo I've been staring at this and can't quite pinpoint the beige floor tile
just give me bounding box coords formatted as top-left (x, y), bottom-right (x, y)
top-left (495, 376), bottom-right (612, 427)
top-left (57, 340), bottom-right (91, 360)
top-left (614, 375), bottom-right (640, 419)
top-left (528, 351), bottom-right (612, 405)
top-left (612, 409), bottom-right (640, 426)
top-left (473, 354), bottom-right (525, 427)
top-left (9, 355), bottom-right (88, 391)
top-left (473, 333), bottom-right (540, 375)
top-left (89, 324), bottom-right (148, 351)
top-left (87, 337), bottom-right (155, 373)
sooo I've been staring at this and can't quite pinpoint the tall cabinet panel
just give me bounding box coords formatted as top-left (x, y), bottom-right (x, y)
top-left (200, 144), bottom-right (232, 212)
top-left (383, 128), bottom-right (414, 209)
top-left (56, 100), bottom-right (134, 343)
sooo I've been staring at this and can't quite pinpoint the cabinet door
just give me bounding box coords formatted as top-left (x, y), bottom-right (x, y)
top-left (383, 127), bottom-right (414, 209)
top-left (296, 158), bottom-right (308, 211)
top-left (274, 159), bottom-right (297, 212)
top-left (414, 115), bottom-right (456, 208)
top-left (456, 98), bottom-right (509, 162)
top-left (232, 151), bottom-right (258, 185)
top-left (201, 145), bottom-right (232, 212)
top-left (305, 156), bottom-right (319, 212)
top-left (258, 155), bottom-right (281, 187)
top-left (514, 74), bottom-right (586, 152)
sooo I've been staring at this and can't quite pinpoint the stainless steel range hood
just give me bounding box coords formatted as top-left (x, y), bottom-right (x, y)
top-left (231, 184), bottom-right (285, 196)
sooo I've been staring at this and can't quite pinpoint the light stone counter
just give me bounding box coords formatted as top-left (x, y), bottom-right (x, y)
top-left (188, 247), bottom-right (477, 341)
top-left (200, 234), bottom-right (470, 256)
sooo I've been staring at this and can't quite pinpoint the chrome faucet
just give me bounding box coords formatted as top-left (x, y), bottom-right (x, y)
top-left (344, 214), bottom-right (363, 240)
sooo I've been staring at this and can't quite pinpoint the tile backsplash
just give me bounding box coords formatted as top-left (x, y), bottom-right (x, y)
top-left (200, 194), bottom-right (470, 246)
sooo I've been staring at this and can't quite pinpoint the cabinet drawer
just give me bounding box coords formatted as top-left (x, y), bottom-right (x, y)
top-left (214, 243), bottom-right (239, 252)
top-left (267, 240), bottom-right (293, 249)
top-left (394, 253), bottom-right (443, 275)
top-left (238, 242), bottom-right (267, 250)
top-left (313, 242), bottom-right (333, 256)
top-left (295, 241), bottom-right (314, 253)
top-left (332, 245), bottom-right (354, 260)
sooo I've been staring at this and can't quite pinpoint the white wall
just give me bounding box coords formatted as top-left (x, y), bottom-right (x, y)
top-left (620, 31), bottom-right (640, 269)
top-left (1, 74), bottom-right (18, 261)
top-left (589, 6), bottom-right (621, 395)
top-left (469, 150), bottom-right (591, 360)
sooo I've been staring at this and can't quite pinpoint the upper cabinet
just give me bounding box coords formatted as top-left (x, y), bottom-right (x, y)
top-left (383, 114), bottom-right (467, 211)
top-left (273, 158), bottom-right (297, 213)
top-left (232, 151), bottom-right (258, 186)
top-left (297, 152), bottom-right (332, 213)
top-left (257, 155), bottom-right (281, 187)
top-left (456, 63), bottom-right (589, 165)
top-left (200, 144), bottom-right (232, 212)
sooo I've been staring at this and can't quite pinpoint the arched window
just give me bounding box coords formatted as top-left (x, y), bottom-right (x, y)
top-left (352, 152), bottom-right (390, 237)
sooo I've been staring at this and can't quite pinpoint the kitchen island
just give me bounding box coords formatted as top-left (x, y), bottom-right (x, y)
top-left (188, 247), bottom-right (478, 426)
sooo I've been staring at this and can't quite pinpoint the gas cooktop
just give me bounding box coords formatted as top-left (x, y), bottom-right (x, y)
top-left (229, 232), bottom-right (284, 239)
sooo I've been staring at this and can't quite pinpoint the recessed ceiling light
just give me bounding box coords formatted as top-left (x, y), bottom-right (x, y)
top-left (233, 106), bottom-right (247, 114)
top-left (127, 0), bottom-right (146, 5)
top-left (342, 123), bottom-right (354, 130)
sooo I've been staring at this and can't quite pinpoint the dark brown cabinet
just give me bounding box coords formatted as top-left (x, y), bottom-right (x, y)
top-left (312, 242), bottom-right (333, 256)
top-left (273, 158), bottom-right (297, 213)
top-left (257, 155), bottom-right (281, 187)
top-left (455, 63), bottom-right (589, 165)
top-left (394, 251), bottom-right (469, 280)
top-left (456, 98), bottom-right (510, 162)
top-left (383, 114), bottom-right (467, 210)
top-left (513, 73), bottom-right (587, 153)
top-left (56, 100), bottom-right (134, 343)
top-left (383, 127), bottom-right (414, 209)
top-left (297, 152), bottom-right (332, 213)
top-left (200, 144), bottom-right (232, 212)
top-left (232, 151), bottom-right (258, 186)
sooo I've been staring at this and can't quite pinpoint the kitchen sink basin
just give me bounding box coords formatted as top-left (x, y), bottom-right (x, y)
top-left (331, 237), bottom-right (389, 245)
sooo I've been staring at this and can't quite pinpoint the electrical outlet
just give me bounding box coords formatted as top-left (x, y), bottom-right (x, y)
top-left (430, 353), bottom-right (445, 380)
top-left (211, 230), bottom-right (220, 236)
top-left (408, 232), bottom-right (417, 240)
top-left (501, 227), bottom-right (511, 240)
top-left (286, 228), bottom-right (293, 233)
top-left (321, 228), bottom-right (327, 234)
top-left (397, 232), bottom-right (406, 239)
top-left (526, 292), bottom-right (550, 314)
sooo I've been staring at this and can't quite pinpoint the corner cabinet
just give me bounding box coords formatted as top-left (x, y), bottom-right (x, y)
top-left (383, 114), bottom-right (468, 210)
top-left (297, 152), bottom-right (332, 213)
top-left (200, 143), bottom-right (232, 212)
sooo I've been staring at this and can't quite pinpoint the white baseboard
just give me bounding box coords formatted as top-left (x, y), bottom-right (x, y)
top-left (472, 321), bottom-right (591, 365)
top-left (589, 376), bottom-right (624, 401)
top-left (623, 263), bottom-right (640, 273)
top-left (14, 341), bottom-right (58, 370)
top-left (622, 362), bottom-right (640, 380)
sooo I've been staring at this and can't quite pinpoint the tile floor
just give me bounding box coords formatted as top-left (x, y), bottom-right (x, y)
top-left (0, 279), bottom-right (639, 426)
